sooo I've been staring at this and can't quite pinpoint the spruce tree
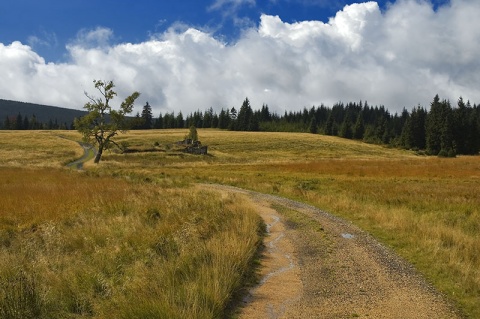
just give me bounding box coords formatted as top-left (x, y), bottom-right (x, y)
top-left (426, 95), bottom-right (455, 156)
top-left (203, 107), bottom-right (214, 128)
top-left (218, 109), bottom-right (230, 129)
top-left (426, 95), bottom-right (443, 155)
top-left (353, 112), bottom-right (365, 140)
top-left (400, 114), bottom-right (414, 149)
top-left (15, 113), bottom-right (23, 130)
top-left (453, 97), bottom-right (470, 154)
top-left (235, 98), bottom-right (253, 131)
top-left (260, 104), bottom-right (271, 122)
top-left (324, 112), bottom-right (335, 136)
top-left (411, 107), bottom-right (427, 150)
top-left (141, 102), bottom-right (153, 129)
top-left (339, 112), bottom-right (353, 139)
top-left (308, 116), bottom-right (318, 134)
top-left (30, 114), bottom-right (38, 130)
top-left (155, 113), bottom-right (164, 129)
top-left (176, 112), bottom-right (184, 128)
top-left (23, 115), bottom-right (30, 130)
top-left (4, 116), bottom-right (11, 130)
top-left (470, 107), bottom-right (480, 154)
top-left (439, 99), bottom-right (455, 157)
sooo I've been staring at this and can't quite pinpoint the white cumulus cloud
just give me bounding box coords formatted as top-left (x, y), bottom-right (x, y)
top-left (1, 0), bottom-right (480, 116)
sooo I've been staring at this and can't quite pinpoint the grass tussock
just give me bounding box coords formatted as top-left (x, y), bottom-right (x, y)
top-left (0, 167), bottom-right (263, 318)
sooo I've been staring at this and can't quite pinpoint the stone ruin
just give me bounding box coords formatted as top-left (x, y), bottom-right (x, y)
top-left (176, 139), bottom-right (208, 155)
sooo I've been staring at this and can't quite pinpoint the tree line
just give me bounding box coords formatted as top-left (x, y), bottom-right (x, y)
top-left (137, 95), bottom-right (479, 156)
top-left (3, 94), bottom-right (479, 156)
top-left (2, 113), bottom-right (72, 130)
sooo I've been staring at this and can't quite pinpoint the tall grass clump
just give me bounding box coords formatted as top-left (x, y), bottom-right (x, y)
top-left (0, 167), bottom-right (263, 318)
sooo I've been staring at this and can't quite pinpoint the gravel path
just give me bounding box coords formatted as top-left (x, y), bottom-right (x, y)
top-left (200, 184), bottom-right (462, 319)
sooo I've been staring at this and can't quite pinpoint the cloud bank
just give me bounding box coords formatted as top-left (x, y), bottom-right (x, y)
top-left (1, 0), bottom-right (480, 115)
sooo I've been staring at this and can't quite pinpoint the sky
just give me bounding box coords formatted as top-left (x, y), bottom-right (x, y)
top-left (1, 0), bottom-right (478, 116)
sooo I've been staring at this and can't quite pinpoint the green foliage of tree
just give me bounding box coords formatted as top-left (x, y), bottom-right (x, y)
top-left (162, 112), bottom-right (176, 128)
top-left (324, 112), bottom-right (335, 136)
top-left (230, 107), bottom-right (237, 120)
top-left (426, 95), bottom-right (455, 156)
top-left (217, 109), bottom-right (230, 129)
top-left (74, 80), bottom-right (140, 163)
top-left (353, 112), bottom-right (365, 140)
top-left (411, 107), bottom-right (427, 149)
top-left (203, 107), bottom-right (214, 128)
top-left (453, 97), bottom-right (480, 155)
top-left (15, 113), bottom-right (23, 130)
top-left (426, 95), bottom-right (443, 155)
top-left (187, 125), bottom-right (199, 142)
top-left (466, 107), bottom-right (480, 154)
top-left (235, 98), bottom-right (251, 131)
top-left (259, 104), bottom-right (272, 122)
top-left (176, 112), bottom-right (185, 128)
top-left (3, 116), bottom-right (10, 129)
top-left (308, 116), bottom-right (318, 134)
top-left (141, 102), bottom-right (153, 129)
top-left (339, 111), bottom-right (353, 139)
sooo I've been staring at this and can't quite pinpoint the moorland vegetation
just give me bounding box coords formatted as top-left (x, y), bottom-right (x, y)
top-left (0, 133), bottom-right (263, 318)
top-left (0, 128), bottom-right (479, 318)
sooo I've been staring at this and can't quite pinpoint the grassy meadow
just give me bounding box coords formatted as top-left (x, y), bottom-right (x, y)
top-left (0, 131), bottom-right (263, 318)
top-left (0, 131), bottom-right (83, 167)
top-left (1, 129), bottom-right (479, 317)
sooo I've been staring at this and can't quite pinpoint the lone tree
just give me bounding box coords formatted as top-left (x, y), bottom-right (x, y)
top-left (141, 102), bottom-right (153, 129)
top-left (187, 125), bottom-right (198, 142)
top-left (75, 80), bottom-right (140, 163)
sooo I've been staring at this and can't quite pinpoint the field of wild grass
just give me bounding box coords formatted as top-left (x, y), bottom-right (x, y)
top-left (0, 139), bottom-right (263, 318)
top-left (0, 131), bottom-right (83, 167)
top-left (1, 129), bottom-right (479, 317)
top-left (94, 129), bottom-right (479, 317)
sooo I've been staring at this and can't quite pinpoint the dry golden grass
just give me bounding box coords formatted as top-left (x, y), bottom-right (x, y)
top-left (1, 129), bottom-right (479, 317)
top-left (0, 167), bottom-right (263, 318)
top-left (102, 129), bottom-right (480, 317)
top-left (113, 129), bottom-right (416, 163)
top-left (0, 131), bottom-right (83, 167)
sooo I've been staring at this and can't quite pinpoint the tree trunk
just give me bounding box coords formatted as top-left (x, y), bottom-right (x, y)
top-left (94, 146), bottom-right (103, 164)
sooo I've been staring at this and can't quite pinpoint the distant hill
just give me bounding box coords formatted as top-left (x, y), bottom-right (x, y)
top-left (0, 99), bottom-right (87, 129)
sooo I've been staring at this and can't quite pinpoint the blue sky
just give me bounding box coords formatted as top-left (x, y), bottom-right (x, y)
top-left (0, 0), bottom-right (477, 115)
top-left (1, 0), bottom-right (446, 62)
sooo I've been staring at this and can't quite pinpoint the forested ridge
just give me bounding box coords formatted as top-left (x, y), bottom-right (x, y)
top-left (3, 95), bottom-right (479, 156)
top-left (0, 99), bottom-right (87, 130)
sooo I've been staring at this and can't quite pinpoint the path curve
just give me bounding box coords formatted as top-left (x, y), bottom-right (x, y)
top-left (66, 142), bottom-right (96, 169)
top-left (200, 184), bottom-right (462, 319)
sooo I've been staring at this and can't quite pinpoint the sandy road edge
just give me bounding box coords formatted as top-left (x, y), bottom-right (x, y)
top-left (199, 183), bottom-right (463, 319)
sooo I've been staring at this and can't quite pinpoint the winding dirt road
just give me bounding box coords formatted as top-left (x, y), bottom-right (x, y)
top-left (201, 184), bottom-right (462, 319)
